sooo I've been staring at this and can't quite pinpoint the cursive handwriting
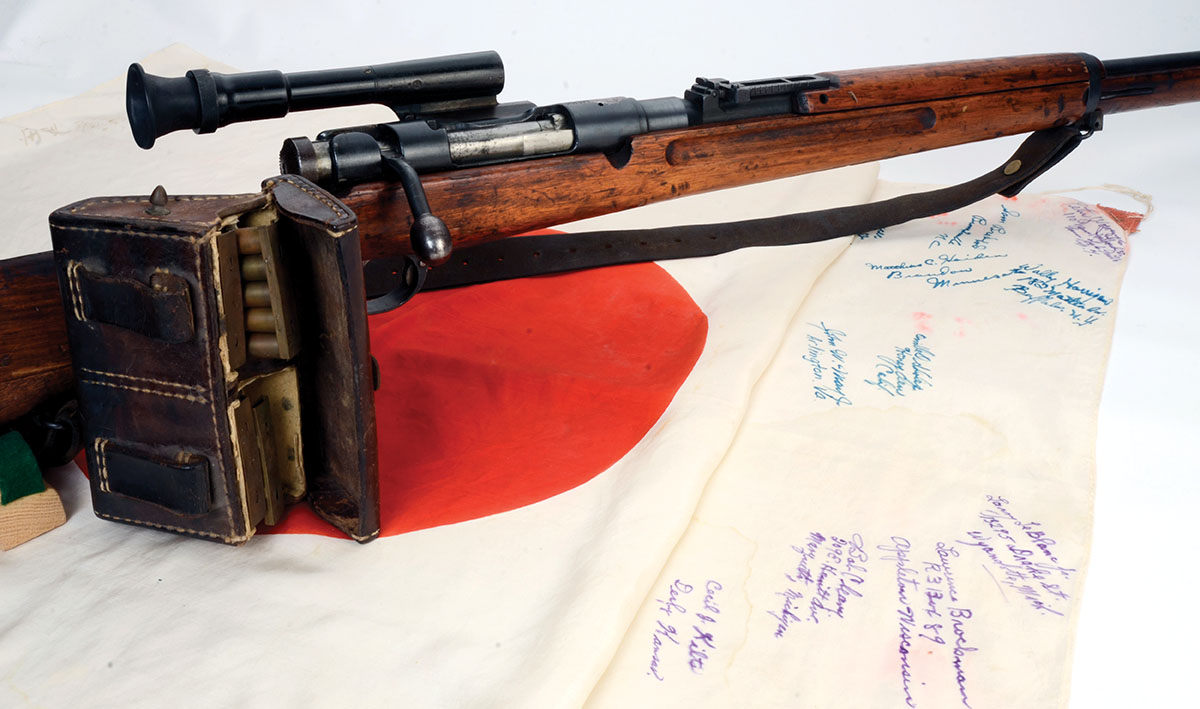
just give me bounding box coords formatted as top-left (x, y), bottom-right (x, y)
top-left (917, 541), bottom-right (977, 708)
top-left (949, 607), bottom-right (978, 708)
top-left (929, 214), bottom-right (988, 250)
top-left (689, 581), bottom-right (723, 674)
top-left (1062, 202), bottom-right (1126, 262)
top-left (655, 578), bottom-right (693, 617)
top-left (804, 322), bottom-right (853, 406)
top-left (878, 536), bottom-right (920, 707)
top-left (957, 495), bottom-right (1074, 616)
top-left (688, 625), bottom-right (716, 674)
top-left (971, 204), bottom-right (1019, 251)
top-left (647, 619), bottom-right (680, 681)
top-left (647, 578), bottom-right (724, 681)
top-left (770, 532), bottom-right (870, 638)
top-left (864, 333), bottom-right (935, 398)
top-left (1000, 264), bottom-right (1112, 327)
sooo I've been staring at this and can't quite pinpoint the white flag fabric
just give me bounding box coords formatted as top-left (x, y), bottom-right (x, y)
top-left (1, 46), bottom-right (1142, 708)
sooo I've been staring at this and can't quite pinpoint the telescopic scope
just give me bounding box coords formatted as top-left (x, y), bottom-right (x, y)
top-left (126, 51), bottom-right (505, 149)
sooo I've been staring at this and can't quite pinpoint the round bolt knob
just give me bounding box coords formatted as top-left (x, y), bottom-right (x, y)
top-left (411, 213), bottom-right (452, 266)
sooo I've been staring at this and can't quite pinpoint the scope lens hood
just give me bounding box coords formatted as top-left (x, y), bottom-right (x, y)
top-left (126, 63), bottom-right (158, 149)
top-left (126, 63), bottom-right (206, 150)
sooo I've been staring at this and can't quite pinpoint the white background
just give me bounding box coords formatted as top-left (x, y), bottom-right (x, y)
top-left (2, 2), bottom-right (1197, 706)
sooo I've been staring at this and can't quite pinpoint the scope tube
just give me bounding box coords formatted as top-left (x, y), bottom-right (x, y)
top-left (127, 51), bottom-right (505, 148)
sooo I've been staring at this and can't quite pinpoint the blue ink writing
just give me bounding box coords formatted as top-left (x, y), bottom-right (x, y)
top-left (804, 322), bottom-right (853, 406)
top-left (865, 333), bottom-right (935, 398)
top-left (929, 214), bottom-right (988, 250)
top-left (1001, 264), bottom-right (1112, 327)
top-left (971, 204), bottom-right (1019, 251)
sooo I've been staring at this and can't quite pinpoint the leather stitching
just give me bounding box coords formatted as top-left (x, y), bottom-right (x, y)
top-left (86, 246), bottom-right (245, 543)
top-left (79, 378), bottom-right (209, 404)
top-left (79, 368), bottom-right (205, 394)
top-left (50, 225), bottom-right (198, 242)
top-left (66, 194), bottom-right (260, 227)
top-left (94, 438), bottom-right (110, 493)
top-left (263, 176), bottom-right (351, 221)
top-left (350, 529), bottom-right (381, 542)
top-left (66, 261), bottom-right (87, 321)
top-left (72, 194), bottom-right (256, 206)
top-left (195, 243), bottom-right (240, 535)
top-left (94, 511), bottom-right (250, 544)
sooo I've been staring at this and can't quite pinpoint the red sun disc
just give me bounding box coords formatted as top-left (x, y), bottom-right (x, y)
top-left (268, 261), bottom-right (707, 538)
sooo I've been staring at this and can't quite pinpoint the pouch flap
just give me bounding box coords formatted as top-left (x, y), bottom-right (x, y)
top-left (267, 175), bottom-right (380, 543)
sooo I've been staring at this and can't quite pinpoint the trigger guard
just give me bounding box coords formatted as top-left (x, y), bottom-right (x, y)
top-left (364, 255), bottom-right (427, 314)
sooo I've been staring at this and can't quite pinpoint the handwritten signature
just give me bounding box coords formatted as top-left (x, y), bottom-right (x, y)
top-left (864, 333), bottom-right (934, 398)
top-left (647, 578), bottom-right (724, 681)
top-left (804, 322), bottom-right (853, 406)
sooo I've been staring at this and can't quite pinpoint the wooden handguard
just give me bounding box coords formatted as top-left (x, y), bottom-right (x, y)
top-left (49, 176), bottom-right (379, 545)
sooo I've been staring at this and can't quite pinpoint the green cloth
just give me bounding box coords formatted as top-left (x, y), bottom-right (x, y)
top-left (0, 430), bottom-right (44, 505)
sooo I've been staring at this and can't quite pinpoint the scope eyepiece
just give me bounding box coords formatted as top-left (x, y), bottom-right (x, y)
top-left (126, 63), bottom-right (196, 149)
top-left (126, 51), bottom-right (506, 149)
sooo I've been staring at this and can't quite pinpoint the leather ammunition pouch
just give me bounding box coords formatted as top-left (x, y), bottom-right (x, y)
top-left (49, 176), bottom-right (379, 545)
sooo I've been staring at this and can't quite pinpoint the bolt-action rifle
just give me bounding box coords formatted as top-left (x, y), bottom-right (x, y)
top-left (1, 50), bottom-right (1197, 543)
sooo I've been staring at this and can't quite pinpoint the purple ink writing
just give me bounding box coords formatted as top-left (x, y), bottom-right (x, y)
top-left (696, 580), bottom-right (722, 624)
top-left (958, 495), bottom-right (1075, 616)
top-left (647, 619), bottom-right (679, 681)
top-left (771, 533), bottom-right (870, 638)
top-left (646, 577), bottom-right (724, 681)
top-left (879, 536), bottom-right (919, 707)
top-left (1062, 202), bottom-right (1126, 262)
top-left (655, 578), bottom-right (693, 616)
top-left (949, 607), bottom-right (977, 708)
top-left (688, 626), bottom-right (716, 673)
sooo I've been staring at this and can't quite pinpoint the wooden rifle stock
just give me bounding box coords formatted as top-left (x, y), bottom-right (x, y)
top-left (341, 52), bottom-right (1200, 258)
top-left (1, 51), bottom-right (1199, 429)
top-left (0, 254), bottom-right (70, 422)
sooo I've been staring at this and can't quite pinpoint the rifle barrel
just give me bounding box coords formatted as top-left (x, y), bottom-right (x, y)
top-left (1098, 51), bottom-right (1200, 114)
